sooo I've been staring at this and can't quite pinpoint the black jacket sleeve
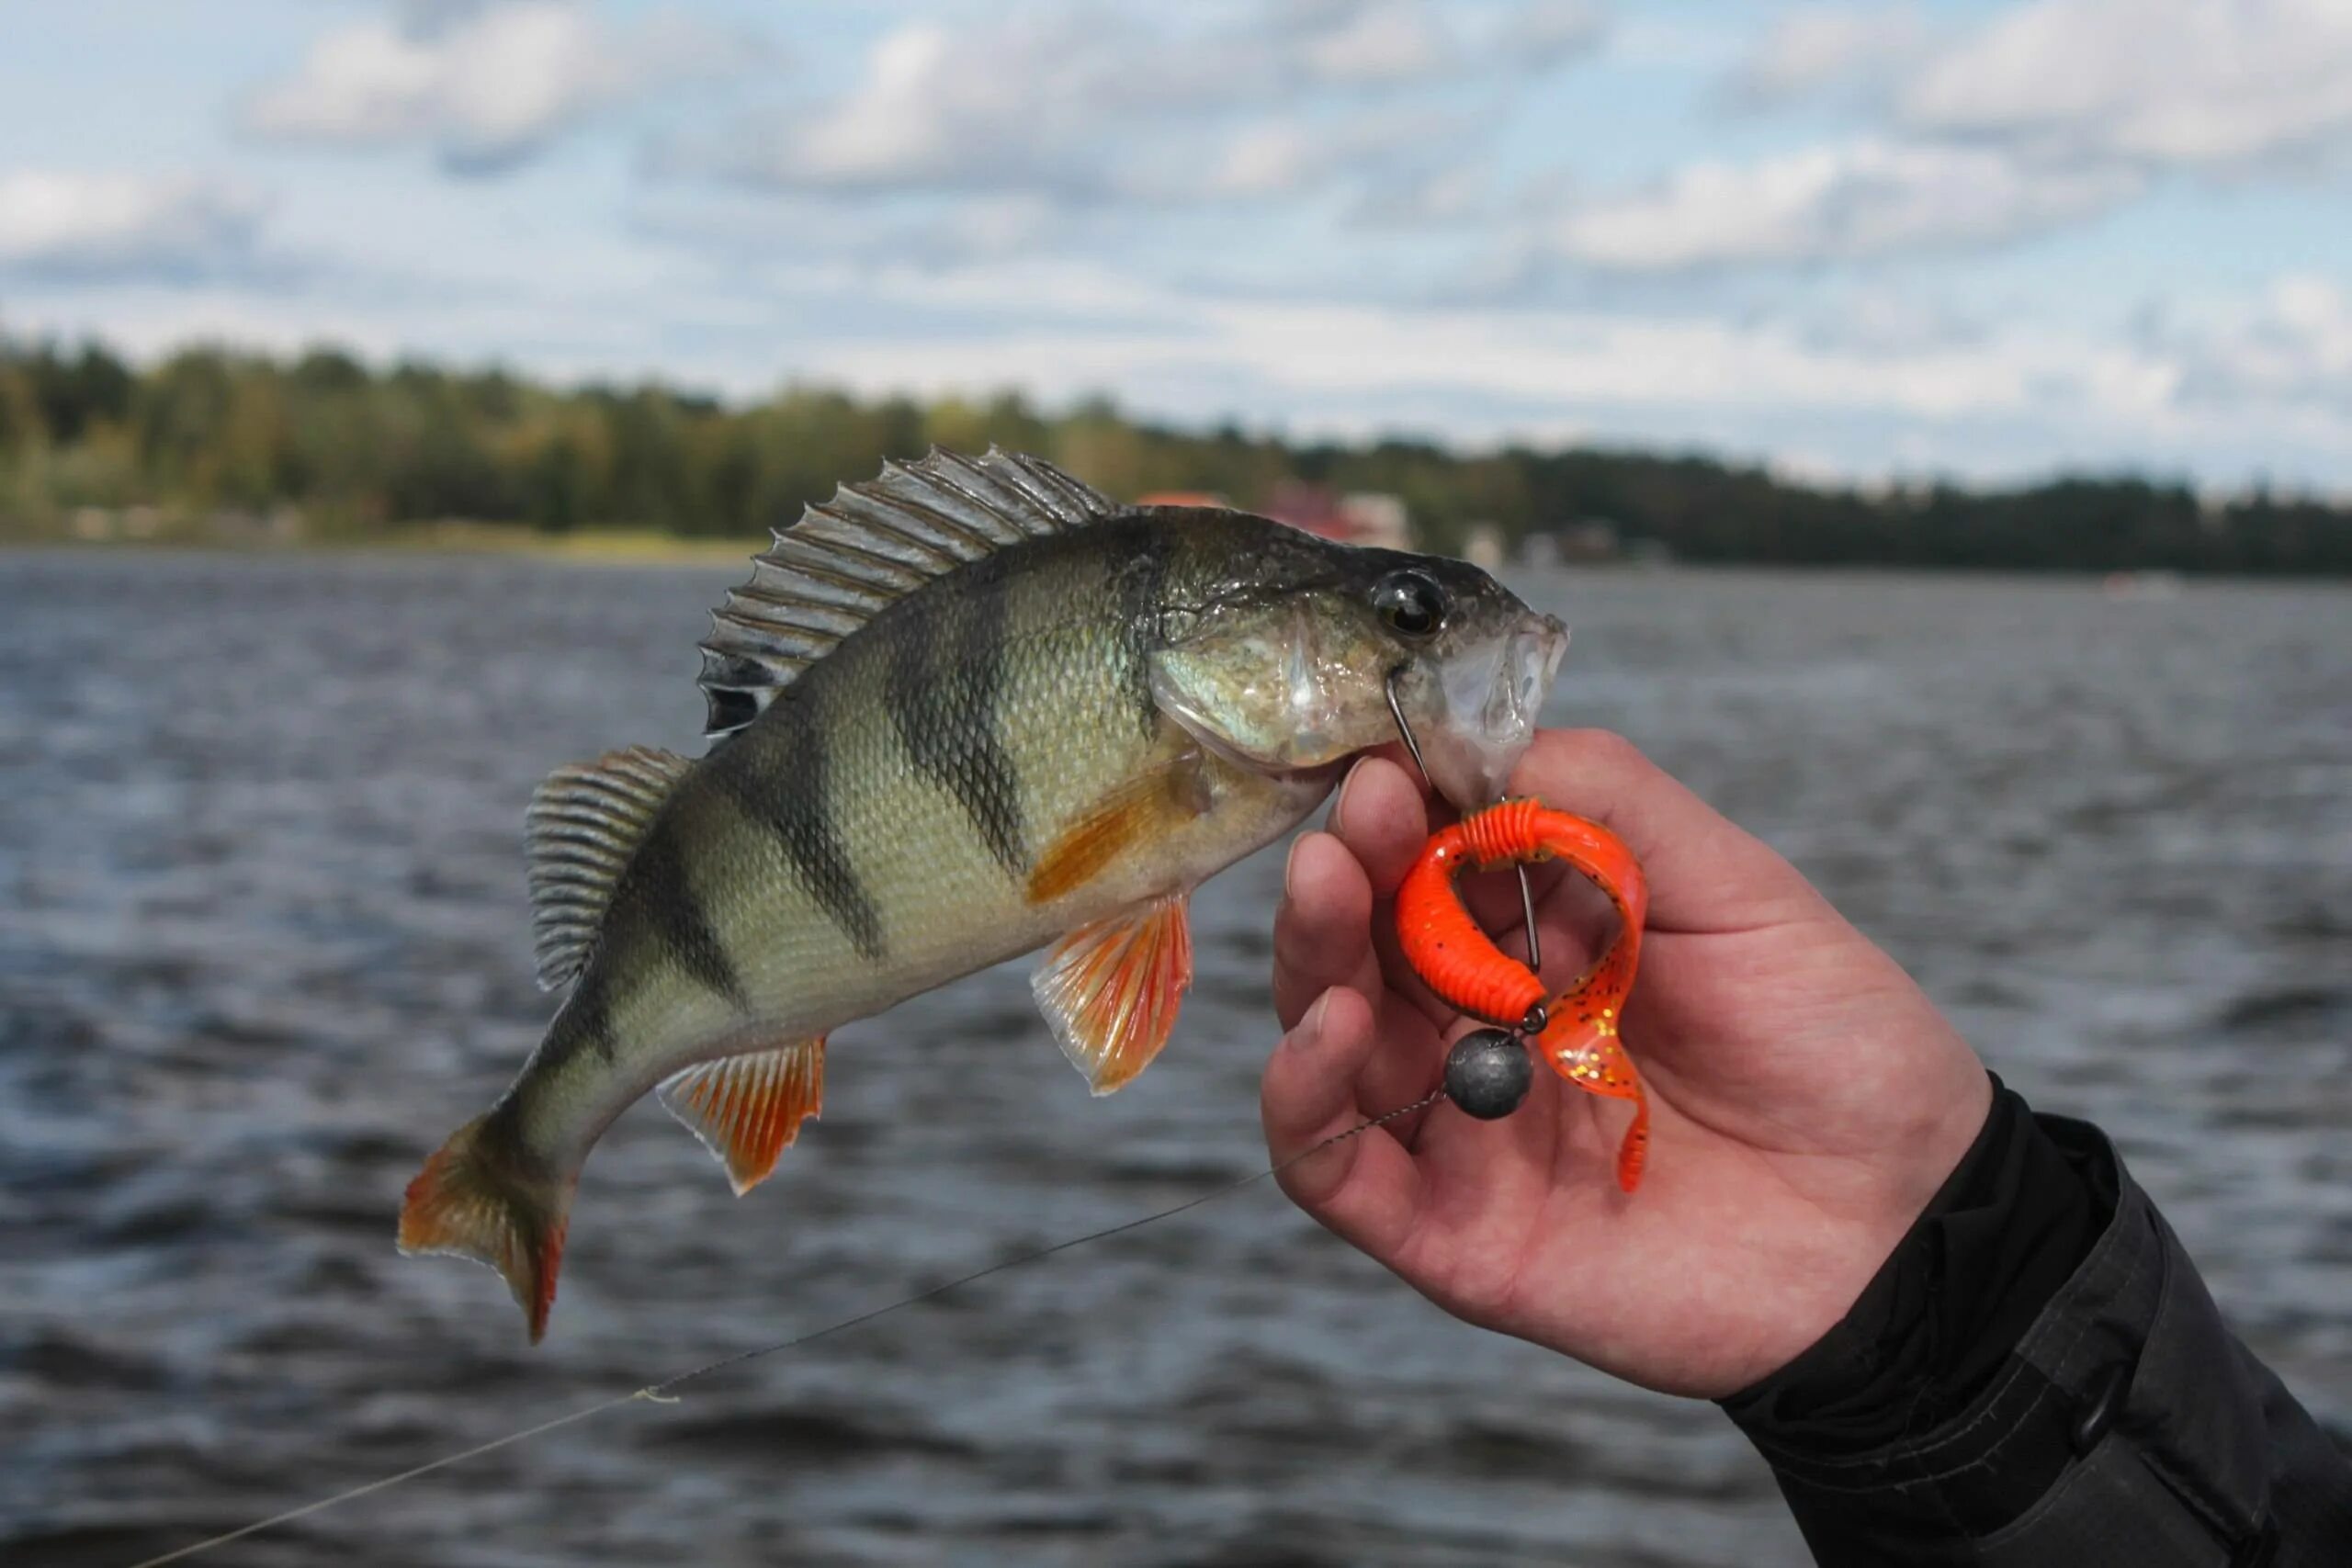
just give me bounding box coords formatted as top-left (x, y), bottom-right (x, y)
top-left (1723, 1080), bottom-right (2352, 1566)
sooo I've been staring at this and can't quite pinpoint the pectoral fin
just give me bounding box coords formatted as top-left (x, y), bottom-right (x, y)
top-left (1025, 747), bottom-right (1210, 906)
top-left (1032, 894), bottom-right (1193, 1096)
top-left (658, 1038), bottom-right (826, 1196)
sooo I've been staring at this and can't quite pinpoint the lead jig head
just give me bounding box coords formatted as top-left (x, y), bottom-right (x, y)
top-left (1443, 1028), bottom-right (1534, 1121)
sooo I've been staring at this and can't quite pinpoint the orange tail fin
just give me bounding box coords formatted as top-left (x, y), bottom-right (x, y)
top-left (399, 1113), bottom-right (573, 1344)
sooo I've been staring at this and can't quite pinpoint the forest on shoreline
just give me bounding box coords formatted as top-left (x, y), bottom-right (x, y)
top-left (3, 335), bottom-right (2346, 574)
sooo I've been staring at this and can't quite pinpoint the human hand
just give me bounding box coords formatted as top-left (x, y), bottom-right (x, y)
top-left (1262, 730), bottom-right (1993, 1398)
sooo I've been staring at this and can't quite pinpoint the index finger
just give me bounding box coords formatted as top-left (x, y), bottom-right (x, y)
top-left (1509, 730), bottom-right (1828, 933)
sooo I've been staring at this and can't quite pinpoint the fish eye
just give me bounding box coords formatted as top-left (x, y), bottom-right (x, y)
top-left (1372, 570), bottom-right (1447, 639)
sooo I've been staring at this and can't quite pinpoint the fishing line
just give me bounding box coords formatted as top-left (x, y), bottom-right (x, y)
top-left (121, 1088), bottom-right (1446, 1568)
top-left (130, 669), bottom-right (1511, 1564)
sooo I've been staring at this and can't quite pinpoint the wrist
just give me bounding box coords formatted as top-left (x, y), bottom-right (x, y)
top-left (1728, 1065), bottom-right (1997, 1393)
top-left (1722, 1076), bottom-right (2112, 1452)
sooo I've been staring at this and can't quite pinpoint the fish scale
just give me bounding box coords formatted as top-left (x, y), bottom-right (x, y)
top-left (399, 448), bottom-right (1567, 1340)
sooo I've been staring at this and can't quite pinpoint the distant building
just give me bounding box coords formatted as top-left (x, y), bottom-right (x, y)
top-left (1461, 523), bottom-right (1507, 570)
top-left (1556, 519), bottom-right (1622, 562)
top-left (1260, 480), bottom-right (1412, 548)
top-left (1520, 519), bottom-right (1627, 567)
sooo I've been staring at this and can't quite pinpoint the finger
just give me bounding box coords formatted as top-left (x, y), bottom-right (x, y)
top-left (1339, 753), bottom-right (1571, 955)
top-left (1510, 729), bottom-right (1830, 934)
top-left (1272, 831), bottom-right (1382, 1031)
top-left (1272, 827), bottom-right (1444, 1139)
top-left (1261, 987), bottom-right (1424, 1260)
top-left (1330, 756), bottom-right (1433, 896)
top-left (1453, 858), bottom-right (1569, 943)
top-left (1262, 988), bottom-right (1381, 1158)
top-left (1349, 739), bottom-right (1428, 793)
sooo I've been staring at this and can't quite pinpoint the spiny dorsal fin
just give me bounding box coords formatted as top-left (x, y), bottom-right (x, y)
top-left (525, 745), bottom-right (690, 991)
top-left (697, 446), bottom-right (1122, 739)
top-left (658, 1038), bottom-right (825, 1195)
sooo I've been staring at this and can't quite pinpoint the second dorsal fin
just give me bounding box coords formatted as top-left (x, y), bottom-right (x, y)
top-left (697, 446), bottom-right (1122, 739)
top-left (525, 745), bottom-right (689, 991)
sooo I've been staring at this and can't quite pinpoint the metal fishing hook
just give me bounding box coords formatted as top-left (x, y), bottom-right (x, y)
top-left (1384, 667), bottom-right (1542, 979)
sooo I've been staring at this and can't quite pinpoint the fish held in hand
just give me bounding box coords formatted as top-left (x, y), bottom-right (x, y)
top-left (400, 448), bottom-right (1567, 1340)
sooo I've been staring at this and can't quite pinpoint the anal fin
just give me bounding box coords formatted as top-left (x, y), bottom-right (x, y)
top-left (658, 1038), bottom-right (826, 1195)
top-left (1032, 894), bottom-right (1192, 1096)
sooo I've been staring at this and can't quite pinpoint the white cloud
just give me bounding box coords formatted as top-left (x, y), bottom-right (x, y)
top-left (19, 243), bottom-right (2352, 485)
top-left (1901, 0), bottom-right (2352, 166)
top-left (1349, 160), bottom-right (1493, 227)
top-left (2165, 274), bottom-right (2352, 412)
top-left (0, 171), bottom-right (266, 276)
top-left (242, 1), bottom-right (754, 170)
top-left (749, 264), bottom-right (2190, 466)
top-left (695, 1), bottom-right (1600, 205)
top-left (1188, 111), bottom-right (1457, 202)
top-left (753, 18), bottom-right (1046, 194)
top-left (1683, 0), bottom-right (2352, 273)
top-left (1727, 4), bottom-right (1935, 107)
top-left (1295, 1), bottom-right (1457, 84)
top-left (1548, 141), bottom-right (2140, 270)
top-left (686, 259), bottom-right (2352, 483)
top-left (1501, 0), bottom-right (1611, 67)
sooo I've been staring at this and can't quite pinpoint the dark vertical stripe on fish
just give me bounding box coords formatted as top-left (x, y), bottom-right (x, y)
top-left (721, 710), bottom-right (888, 961)
top-left (625, 820), bottom-right (751, 1013)
top-left (552, 977), bottom-right (616, 1067)
top-left (1115, 524), bottom-right (1169, 737)
top-left (886, 574), bottom-right (1026, 876)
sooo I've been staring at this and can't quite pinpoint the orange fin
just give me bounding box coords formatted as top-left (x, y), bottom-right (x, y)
top-left (399, 1112), bottom-right (574, 1344)
top-left (658, 1038), bottom-right (826, 1196)
top-left (1545, 1032), bottom-right (1651, 1193)
top-left (1032, 894), bottom-right (1193, 1095)
top-left (1026, 750), bottom-right (1209, 905)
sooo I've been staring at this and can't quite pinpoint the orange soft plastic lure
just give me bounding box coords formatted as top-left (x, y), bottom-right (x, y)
top-left (1396, 799), bottom-right (1653, 1191)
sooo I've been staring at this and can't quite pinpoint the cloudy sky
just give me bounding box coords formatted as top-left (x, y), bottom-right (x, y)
top-left (4, 0), bottom-right (2350, 488)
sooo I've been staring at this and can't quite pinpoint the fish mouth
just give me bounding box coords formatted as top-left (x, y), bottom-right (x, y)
top-left (1419, 613), bottom-right (1567, 808)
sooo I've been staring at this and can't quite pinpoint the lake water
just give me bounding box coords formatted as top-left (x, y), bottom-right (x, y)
top-left (3, 552), bottom-right (2346, 1567)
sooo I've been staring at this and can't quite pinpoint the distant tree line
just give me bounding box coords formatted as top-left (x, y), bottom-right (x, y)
top-left (2, 334), bottom-right (2345, 573)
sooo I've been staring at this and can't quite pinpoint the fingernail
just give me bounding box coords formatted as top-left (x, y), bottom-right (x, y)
top-left (1334, 759), bottom-right (1369, 832)
top-left (1301, 988), bottom-right (1334, 1041)
top-left (1283, 833), bottom-right (1307, 901)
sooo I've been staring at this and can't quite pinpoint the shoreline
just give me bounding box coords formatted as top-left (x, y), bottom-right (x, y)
top-left (7, 536), bottom-right (2349, 591)
top-left (0, 521), bottom-right (763, 568)
top-left (6, 520), bottom-right (2347, 583)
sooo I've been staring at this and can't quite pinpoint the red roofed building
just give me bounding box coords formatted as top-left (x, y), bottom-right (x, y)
top-left (1260, 480), bottom-right (1412, 548)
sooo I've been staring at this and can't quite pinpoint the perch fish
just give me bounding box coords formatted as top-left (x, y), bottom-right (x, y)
top-left (401, 448), bottom-right (1567, 1339)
